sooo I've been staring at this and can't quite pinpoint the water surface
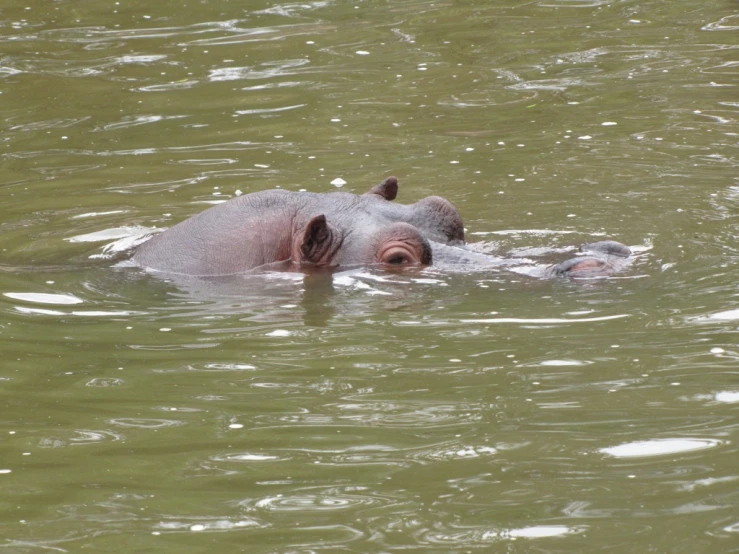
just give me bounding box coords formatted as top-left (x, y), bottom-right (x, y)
top-left (1, 0), bottom-right (738, 551)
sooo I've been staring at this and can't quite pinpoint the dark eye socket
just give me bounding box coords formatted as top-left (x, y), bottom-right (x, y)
top-left (387, 255), bottom-right (408, 265)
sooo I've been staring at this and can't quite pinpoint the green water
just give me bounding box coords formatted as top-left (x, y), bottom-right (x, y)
top-left (1, 0), bottom-right (738, 551)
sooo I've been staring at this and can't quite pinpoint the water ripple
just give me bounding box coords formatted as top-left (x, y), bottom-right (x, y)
top-left (236, 486), bottom-right (399, 515)
top-left (414, 523), bottom-right (584, 546)
top-left (208, 59), bottom-right (310, 82)
top-left (108, 418), bottom-right (184, 429)
top-left (38, 429), bottom-right (124, 448)
top-left (702, 15), bottom-right (739, 31)
top-left (0, 20), bottom-right (288, 44)
top-left (412, 442), bottom-right (498, 462)
top-left (210, 452), bottom-right (287, 463)
top-left (156, 517), bottom-right (264, 533)
top-left (253, 2), bottom-right (330, 18)
top-left (187, 362), bottom-right (258, 372)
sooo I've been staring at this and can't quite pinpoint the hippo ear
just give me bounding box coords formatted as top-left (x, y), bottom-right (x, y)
top-left (365, 176), bottom-right (398, 201)
top-left (299, 215), bottom-right (333, 263)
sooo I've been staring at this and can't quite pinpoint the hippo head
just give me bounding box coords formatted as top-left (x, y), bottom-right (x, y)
top-left (292, 215), bottom-right (433, 269)
top-left (287, 177), bottom-right (464, 270)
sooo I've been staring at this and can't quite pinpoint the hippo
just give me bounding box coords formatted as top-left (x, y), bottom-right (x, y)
top-left (426, 237), bottom-right (633, 278)
top-left (132, 177), bottom-right (632, 278)
top-left (551, 240), bottom-right (632, 278)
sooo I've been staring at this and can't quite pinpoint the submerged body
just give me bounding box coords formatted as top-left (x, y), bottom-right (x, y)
top-left (132, 178), bottom-right (632, 278)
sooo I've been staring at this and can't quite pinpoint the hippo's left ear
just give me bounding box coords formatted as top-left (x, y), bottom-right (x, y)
top-left (299, 215), bottom-right (334, 264)
top-left (365, 176), bottom-right (398, 201)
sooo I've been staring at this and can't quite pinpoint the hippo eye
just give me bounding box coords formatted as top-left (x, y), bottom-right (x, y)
top-left (377, 226), bottom-right (431, 267)
top-left (387, 255), bottom-right (408, 265)
top-left (381, 246), bottom-right (418, 266)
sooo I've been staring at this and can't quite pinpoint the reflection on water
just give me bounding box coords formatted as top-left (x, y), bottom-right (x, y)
top-left (1, 0), bottom-right (738, 551)
top-left (600, 438), bottom-right (723, 459)
top-left (4, 292), bottom-right (84, 304)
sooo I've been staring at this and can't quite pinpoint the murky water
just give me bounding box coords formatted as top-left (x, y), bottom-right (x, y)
top-left (1, 0), bottom-right (738, 551)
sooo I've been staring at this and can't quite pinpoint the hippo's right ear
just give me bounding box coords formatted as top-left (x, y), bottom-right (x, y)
top-left (299, 215), bottom-right (333, 264)
top-left (365, 176), bottom-right (398, 201)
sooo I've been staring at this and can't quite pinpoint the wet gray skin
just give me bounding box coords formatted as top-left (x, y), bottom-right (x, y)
top-left (549, 241), bottom-right (633, 278)
top-left (132, 178), bottom-right (632, 279)
top-left (427, 240), bottom-right (633, 279)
